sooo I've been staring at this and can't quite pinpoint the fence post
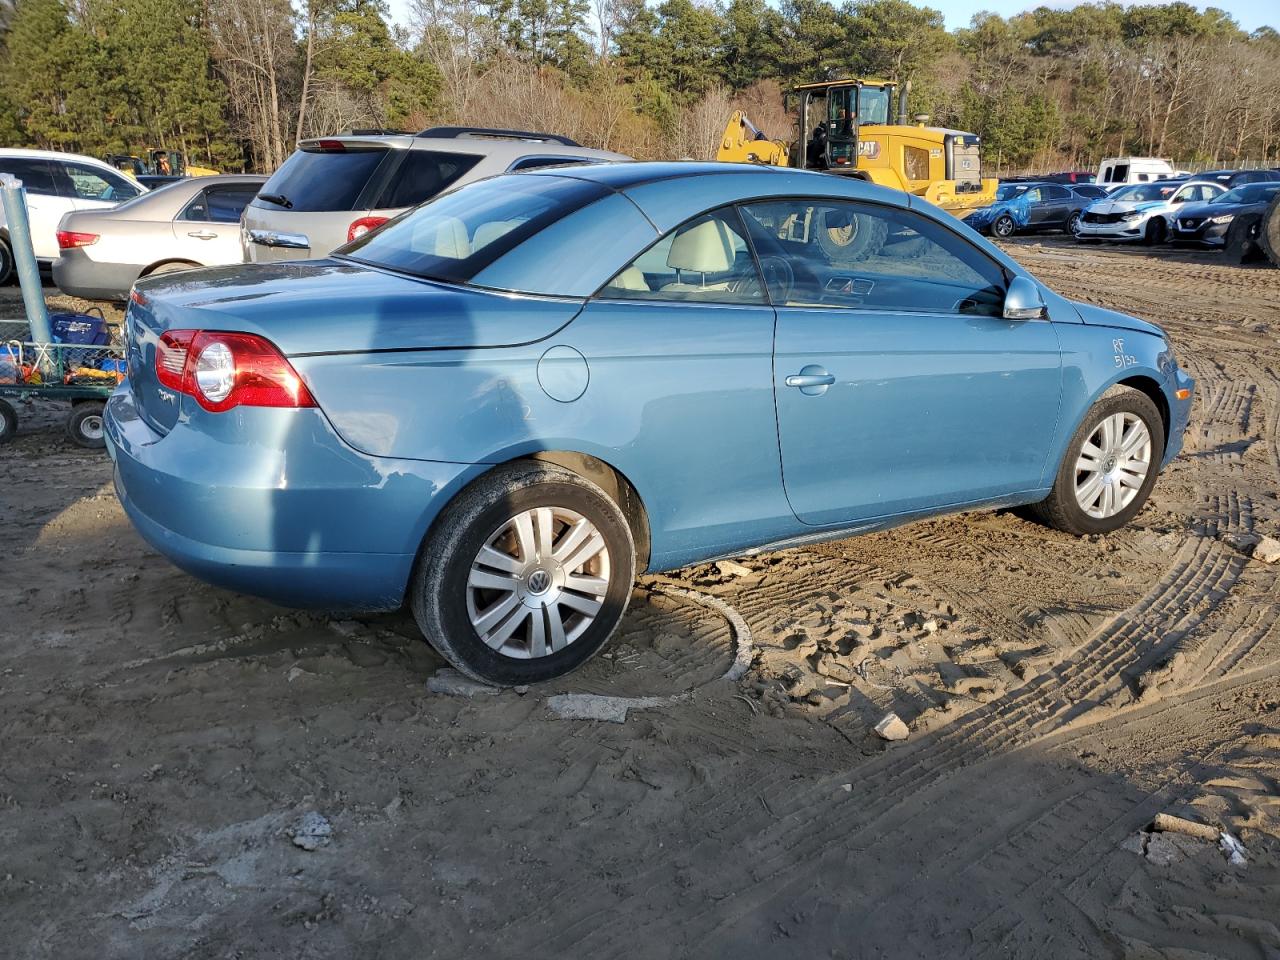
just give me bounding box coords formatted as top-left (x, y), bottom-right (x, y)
top-left (0, 173), bottom-right (53, 347)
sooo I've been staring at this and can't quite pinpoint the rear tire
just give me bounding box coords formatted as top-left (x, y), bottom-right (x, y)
top-left (0, 398), bottom-right (16, 444)
top-left (410, 461), bottom-right (636, 686)
top-left (1225, 213), bottom-right (1263, 264)
top-left (1029, 385), bottom-right (1165, 536)
top-left (1259, 195), bottom-right (1280, 268)
top-left (144, 261), bottom-right (199, 277)
top-left (0, 238), bottom-right (13, 286)
top-left (1066, 211), bottom-right (1082, 236)
top-left (816, 208), bottom-right (888, 263)
top-left (66, 401), bottom-right (106, 449)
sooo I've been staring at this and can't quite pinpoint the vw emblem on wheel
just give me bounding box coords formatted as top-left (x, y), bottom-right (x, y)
top-left (527, 569), bottom-right (551, 594)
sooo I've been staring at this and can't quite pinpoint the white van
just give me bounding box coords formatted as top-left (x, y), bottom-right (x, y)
top-left (1096, 157), bottom-right (1180, 186)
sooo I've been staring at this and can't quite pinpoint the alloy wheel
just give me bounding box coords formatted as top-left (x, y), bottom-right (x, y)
top-left (1074, 412), bottom-right (1151, 519)
top-left (465, 506), bottom-right (611, 659)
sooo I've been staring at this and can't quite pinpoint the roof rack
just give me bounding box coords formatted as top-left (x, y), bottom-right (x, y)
top-left (416, 126), bottom-right (581, 147)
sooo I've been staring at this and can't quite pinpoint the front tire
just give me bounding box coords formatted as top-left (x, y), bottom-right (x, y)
top-left (1144, 218), bottom-right (1167, 246)
top-left (411, 461), bottom-right (636, 686)
top-left (1029, 385), bottom-right (1165, 536)
top-left (992, 215), bottom-right (1016, 239)
top-left (0, 238), bottom-right (13, 285)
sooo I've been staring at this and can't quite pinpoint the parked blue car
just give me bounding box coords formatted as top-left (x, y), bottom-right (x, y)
top-left (106, 163), bottom-right (1194, 684)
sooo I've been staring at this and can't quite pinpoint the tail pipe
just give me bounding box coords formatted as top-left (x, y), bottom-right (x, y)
top-left (897, 80), bottom-right (911, 126)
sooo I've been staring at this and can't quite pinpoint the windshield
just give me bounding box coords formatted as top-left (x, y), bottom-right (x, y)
top-left (1111, 183), bottom-right (1176, 202)
top-left (339, 174), bottom-right (610, 287)
top-left (997, 184), bottom-right (1029, 200)
top-left (1215, 183), bottom-right (1280, 204)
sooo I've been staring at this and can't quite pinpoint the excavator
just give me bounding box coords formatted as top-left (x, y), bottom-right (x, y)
top-left (718, 78), bottom-right (998, 219)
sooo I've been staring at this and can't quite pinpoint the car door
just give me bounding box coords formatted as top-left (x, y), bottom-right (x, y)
top-left (1038, 184), bottom-right (1073, 226)
top-left (172, 183), bottom-right (260, 265)
top-left (0, 157), bottom-right (74, 260)
top-left (743, 198), bottom-right (1064, 526)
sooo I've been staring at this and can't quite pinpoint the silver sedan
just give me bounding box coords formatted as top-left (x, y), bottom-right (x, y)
top-left (52, 174), bottom-right (265, 301)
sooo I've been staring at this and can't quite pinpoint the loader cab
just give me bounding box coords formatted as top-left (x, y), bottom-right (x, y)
top-left (796, 80), bottom-right (896, 172)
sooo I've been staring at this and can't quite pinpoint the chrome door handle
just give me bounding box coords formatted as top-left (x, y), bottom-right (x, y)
top-left (187, 230), bottom-right (217, 240)
top-left (785, 374), bottom-right (836, 388)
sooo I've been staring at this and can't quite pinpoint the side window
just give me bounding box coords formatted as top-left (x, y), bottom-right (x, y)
top-left (599, 206), bottom-right (763, 304)
top-left (738, 199), bottom-right (1007, 317)
top-left (178, 191), bottom-right (209, 221)
top-left (1023, 187), bottom-right (1045, 203)
top-left (1044, 185), bottom-right (1072, 201)
top-left (377, 150), bottom-right (482, 209)
top-left (63, 162), bottom-right (141, 201)
top-left (206, 186), bottom-right (260, 223)
top-left (509, 156), bottom-right (591, 172)
top-left (0, 158), bottom-right (60, 195)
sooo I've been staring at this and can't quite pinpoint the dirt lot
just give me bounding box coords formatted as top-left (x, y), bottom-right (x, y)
top-left (2, 244), bottom-right (1279, 959)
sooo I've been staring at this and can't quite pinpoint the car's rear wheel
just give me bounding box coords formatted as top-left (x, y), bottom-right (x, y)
top-left (1066, 211), bottom-right (1082, 236)
top-left (411, 461), bottom-right (636, 686)
top-left (144, 260), bottom-right (199, 277)
top-left (992, 214), bottom-right (1016, 239)
top-left (1029, 385), bottom-right (1164, 536)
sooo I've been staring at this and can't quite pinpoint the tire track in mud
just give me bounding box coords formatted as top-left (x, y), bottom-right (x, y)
top-left (532, 533), bottom-right (1245, 956)
top-left (533, 246), bottom-right (1275, 957)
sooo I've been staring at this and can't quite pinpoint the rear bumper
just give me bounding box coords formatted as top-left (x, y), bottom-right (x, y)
top-left (52, 250), bottom-right (141, 301)
top-left (104, 383), bottom-right (483, 610)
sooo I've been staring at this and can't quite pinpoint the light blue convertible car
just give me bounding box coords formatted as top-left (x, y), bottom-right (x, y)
top-left (106, 163), bottom-right (1194, 684)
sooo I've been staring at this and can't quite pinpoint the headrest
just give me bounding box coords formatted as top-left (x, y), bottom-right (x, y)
top-left (431, 217), bottom-right (469, 258)
top-left (473, 219), bottom-right (521, 251)
top-left (667, 218), bottom-right (736, 273)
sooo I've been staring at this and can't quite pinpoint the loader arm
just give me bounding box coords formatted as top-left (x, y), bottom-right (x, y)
top-left (716, 110), bottom-right (790, 167)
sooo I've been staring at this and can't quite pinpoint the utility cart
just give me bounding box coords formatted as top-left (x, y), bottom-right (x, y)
top-left (0, 315), bottom-right (126, 448)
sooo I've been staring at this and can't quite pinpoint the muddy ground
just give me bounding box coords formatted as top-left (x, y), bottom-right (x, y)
top-left (2, 243), bottom-right (1279, 959)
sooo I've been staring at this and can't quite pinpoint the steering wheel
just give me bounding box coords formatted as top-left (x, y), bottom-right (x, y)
top-left (732, 255), bottom-right (794, 303)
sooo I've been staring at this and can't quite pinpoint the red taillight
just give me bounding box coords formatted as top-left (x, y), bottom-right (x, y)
top-left (152, 329), bottom-right (315, 412)
top-left (57, 230), bottom-right (99, 249)
top-left (347, 216), bottom-right (389, 242)
top-left (155, 330), bottom-right (194, 390)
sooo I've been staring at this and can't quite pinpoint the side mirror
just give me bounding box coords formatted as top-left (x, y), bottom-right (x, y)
top-left (1003, 276), bottom-right (1047, 320)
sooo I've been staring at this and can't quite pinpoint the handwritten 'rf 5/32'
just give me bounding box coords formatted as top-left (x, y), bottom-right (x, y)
top-left (1113, 338), bottom-right (1137, 369)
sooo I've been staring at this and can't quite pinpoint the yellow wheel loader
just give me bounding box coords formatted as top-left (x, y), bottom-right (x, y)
top-left (718, 79), bottom-right (997, 218)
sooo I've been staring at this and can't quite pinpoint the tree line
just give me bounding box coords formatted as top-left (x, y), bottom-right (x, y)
top-left (0, 0), bottom-right (1277, 175)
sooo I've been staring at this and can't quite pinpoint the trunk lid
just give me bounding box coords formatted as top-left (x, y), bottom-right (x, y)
top-left (126, 259), bottom-right (584, 434)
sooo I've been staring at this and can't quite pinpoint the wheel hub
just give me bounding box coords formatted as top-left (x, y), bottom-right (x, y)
top-left (465, 506), bottom-right (612, 659)
top-left (1073, 411), bottom-right (1152, 520)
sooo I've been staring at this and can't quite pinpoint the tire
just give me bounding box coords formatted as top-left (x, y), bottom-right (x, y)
top-left (0, 398), bottom-right (16, 444)
top-left (410, 461), bottom-right (637, 686)
top-left (1143, 218), bottom-right (1167, 246)
top-left (1029, 385), bottom-right (1165, 536)
top-left (1260, 195), bottom-right (1280, 268)
top-left (66, 401), bottom-right (107, 449)
top-left (1225, 213), bottom-right (1262, 264)
top-left (0, 237), bottom-right (13, 286)
top-left (144, 261), bottom-right (199, 277)
top-left (1066, 211), bottom-right (1082, 236)
top-left (815, 208), bottom-right (888, 263)
top-left (992, 215), bottom-right (1016, 239)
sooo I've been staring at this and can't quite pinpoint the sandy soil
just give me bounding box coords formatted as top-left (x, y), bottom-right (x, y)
top-left (2, 245), bottom-right (1279, 959)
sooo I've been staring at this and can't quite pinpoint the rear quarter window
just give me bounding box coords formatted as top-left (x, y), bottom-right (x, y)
top-left (254, 147), bottom-right (390, 212)
top-left (375, 150), bottom-right (482, 209)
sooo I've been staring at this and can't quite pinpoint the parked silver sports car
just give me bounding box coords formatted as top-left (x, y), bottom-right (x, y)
top-left (52, 174), bottom-right (266, 301)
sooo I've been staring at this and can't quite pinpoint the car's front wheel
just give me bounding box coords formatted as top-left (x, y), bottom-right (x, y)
top-left (992, 214), bottom-right (1016, 239)
top-left (411, 461), bottom-right (636, 686)
top-left (1029, 385), bottom-right (1165, 536)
